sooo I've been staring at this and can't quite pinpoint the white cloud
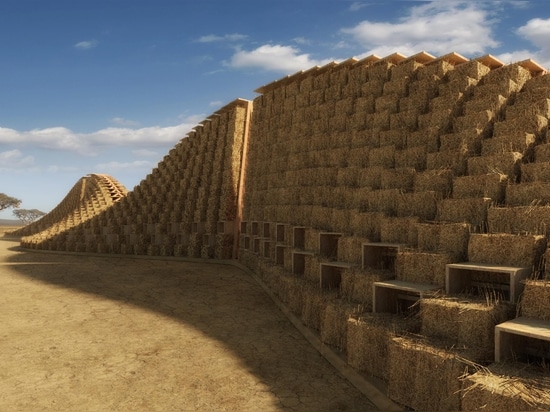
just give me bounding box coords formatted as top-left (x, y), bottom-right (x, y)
top-left (197, 33), bottom-right (247, 43)
top-left (110, 117), bottom-right (141, 127)
top-left (46, 165), bottom-right (79, 173)
top-left (74, 40), bottom-right (98, 50)
top-left (349, 2), bottom-right (369, 12)
top-left (341, 1), bottom-right (498, 57)
top-left (0, 150), bottom-right (35, 170)
top-left (209, 100), bottom-right (223, 108)
top-left (227, 44), bottom-right (334, 73)
top-left (132, 149), bottom-right (159, 157)
top-left (94, 160), bottom-right (153, 171)
top-left (0, 121), bottom-right (198, 156)
top-left (515, 17), bottom-right (550, 68)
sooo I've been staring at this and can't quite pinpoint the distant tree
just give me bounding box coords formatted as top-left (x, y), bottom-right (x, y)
top-left (0, 193), bottom-right (22, 212)
top-left (13, 209), bottom-right (46, 224)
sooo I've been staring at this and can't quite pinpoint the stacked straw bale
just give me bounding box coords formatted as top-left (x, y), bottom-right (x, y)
top-left (506, 181), bottom-right (550, 206)
top-left (487, 205), bottom-right (550, 236)
top-left (388, 336), bottom-right (468, 411)
top-left (416, 222), bottom-right (470, 260)
top-left (519, 280), bottom-right (550, 320)
top-left (437, 197), bottom-right (492, 227)
top-left (468, 233), bottom-right (546, 268)
top-left (461, 363), bottom-right (550, 411)
top-left (452, 173), bottom-right (507, 202)
top-left (380, 216), bottom-right (419, 245)
top-left (347, 313), bottom-right (420, 380)
top-left (320, 300), bottom-right (363, 351)
top-left (340, 267), bottom-right (393, 308)
top-left (395, 250), bottom-right (455, 286)
top-left (420, 297), bottom-right (514, 362)
top-left (414, 169), bottom-right (453, 197)
top-left (301, 285), bottom-right (338, 331)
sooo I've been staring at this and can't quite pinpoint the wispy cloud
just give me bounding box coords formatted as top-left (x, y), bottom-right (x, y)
top-left (197, 33), bottom-right (248, 43)
top-left (0, 121), bottom-right (198, 156)
top-left (209, 100), bottom-right (223, 108)
top-left (74, 39), bottom-right (98, 50)
top-left (0, 149), bottom-right (35, 170)
top-left (110, 117), bottom-right (141, 127)
top-left (132, 149), bottom-right (159, 157)
top-left (516, 17), bottom-right (550, 68)
top-left (94, 160), bottom-right (153, 171)
top-left (341, 1), bottom-right (498, 57)
top-left (227, 44), bottom-right (334, 73)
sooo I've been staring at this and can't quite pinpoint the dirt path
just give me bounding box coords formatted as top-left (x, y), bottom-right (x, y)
top-left (0, 235), bottom-right (378, 411)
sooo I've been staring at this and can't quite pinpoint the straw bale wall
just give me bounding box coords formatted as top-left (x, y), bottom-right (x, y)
top-left (12, 51), bottom-right (550, 411)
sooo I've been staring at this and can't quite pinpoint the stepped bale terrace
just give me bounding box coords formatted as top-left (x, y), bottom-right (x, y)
top-left (8, 51), bottom-right (550, 410)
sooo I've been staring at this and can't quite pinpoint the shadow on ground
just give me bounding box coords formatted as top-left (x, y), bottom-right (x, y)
top-left (1, 238), bottom-right (376, 411)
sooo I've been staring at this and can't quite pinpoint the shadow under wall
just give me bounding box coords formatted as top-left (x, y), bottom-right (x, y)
top-left (2, 239), bottom-right (374, 411)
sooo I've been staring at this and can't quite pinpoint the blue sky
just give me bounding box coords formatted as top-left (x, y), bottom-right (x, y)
top-left (1, 0), bottom-right (550, 219)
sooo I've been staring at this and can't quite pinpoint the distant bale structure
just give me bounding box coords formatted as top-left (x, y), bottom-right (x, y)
top-left (12, 51), bottom-right (550, 410)
top-left (12, 173), bottom-right (127, 245)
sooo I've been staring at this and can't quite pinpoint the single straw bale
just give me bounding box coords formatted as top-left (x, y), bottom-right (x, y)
top-left (350, 211), bottom-right (383, 240)
top-left (437, 197), bottom-right (492, 227)
top-left (380, 167), bottom-right (415, 191)
top-left (406, 128), bottom-right (439, 153)
top-left (368, 145), bottom-right (395, 168)
top-left (418, 59), bottom-right (454, 80)
top-left (488, 205), bottom-right (550, 237)
top-left (304, 227), bottom-right (321, 252)
top-left (354, 95), bottom-right (375, 114)
top-left (277, 274), bottom-right (306, 316)
top-left (304, 253), bottom-right (323, 284)
top-left (417, 109), bottom-right (452, 130)
top-left (310, 205), bottom-right (332, 229)
top-left (452, 173), bottom-right (507, 202)
top-left (301, 285), bottom-right (338, 331)
top-left (380, 216), bottom-right (419, 246)
top-left (397, 191), bottom-right (441, 221)
top-left (468, 152), bottom-right (523, 179)
top-left (379, 129), bottom-right (406, 149)
top-left (438, 222), bottom-right (471, 260)
top-left (330, 208), bottom-right (353, 234)
top-left (506, 181), bottom-right (550, 206)
top-left (364, 188), bottom-right (399, 215)
top-left (383, 77), bottom-right (410, 96)
top-left (320, 300), bottom-right (362, 350)
top-left (388, 336), bottom-right (467, 411)
top-left (506, 98), bottom-right (550, 121)
top-left (390, 109), bottom-right (419, 130)
top-left (473, 80), bottom-right (520, 98)
top-left (416, 223), bottom-right (441, 252)
top-left (519, 279), bottom-right (550, 321)
top-left (482, 62), bottom-right (532, 88)
top-left (521, 161), bottom-right (550, 182)
top-left (420, 297), bottom-right (514, 363)
top-left (464, 94), bottom-right (507, 116)
top-left (347, 313), bottom-right (420, 381)
top-left (347, 145), bottom-right (370, 168)
top-left (452, 110), bottom-right (495, 133)
top-left (374, 93), bottom-right (399, 113)
top-left (395, 250), bottom-right (455, 286)
top-left (394, 146), bottom-right (428, 170)
top-left (414, 169), bottom-right (453, 197)
top-left (372, 110), bottom-right (390, 129)
top-left (340, 267), bottom-right (393, 307)
top-left (336, 167), bottom-right (360, 187)
top-left (481, 133), bottom-right (536, 157)
top-left (461, 363), bottom-right (550, 411)
top-left (468, 233), bottom-right (546, 268)
top-left (494, 114), bottom-right (548, 138)
top-left (448, 60), bottom-right (491, 81)
top-left (337, 235), bottom-right (369, 265)
top-left (440, 128), bottom-right (484, 154)
top-left (426, 150), bottom-right (468, 176)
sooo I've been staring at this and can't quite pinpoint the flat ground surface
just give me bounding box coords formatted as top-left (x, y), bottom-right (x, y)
top-left (0, 231), bottom-right (377, 411)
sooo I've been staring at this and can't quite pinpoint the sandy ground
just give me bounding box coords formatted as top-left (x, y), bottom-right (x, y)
top-left (0, 231), bottom-right (379, 411)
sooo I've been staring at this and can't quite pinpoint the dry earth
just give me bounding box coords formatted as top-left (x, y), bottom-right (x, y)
top-left (0, 228), bottom-right (378, 411)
